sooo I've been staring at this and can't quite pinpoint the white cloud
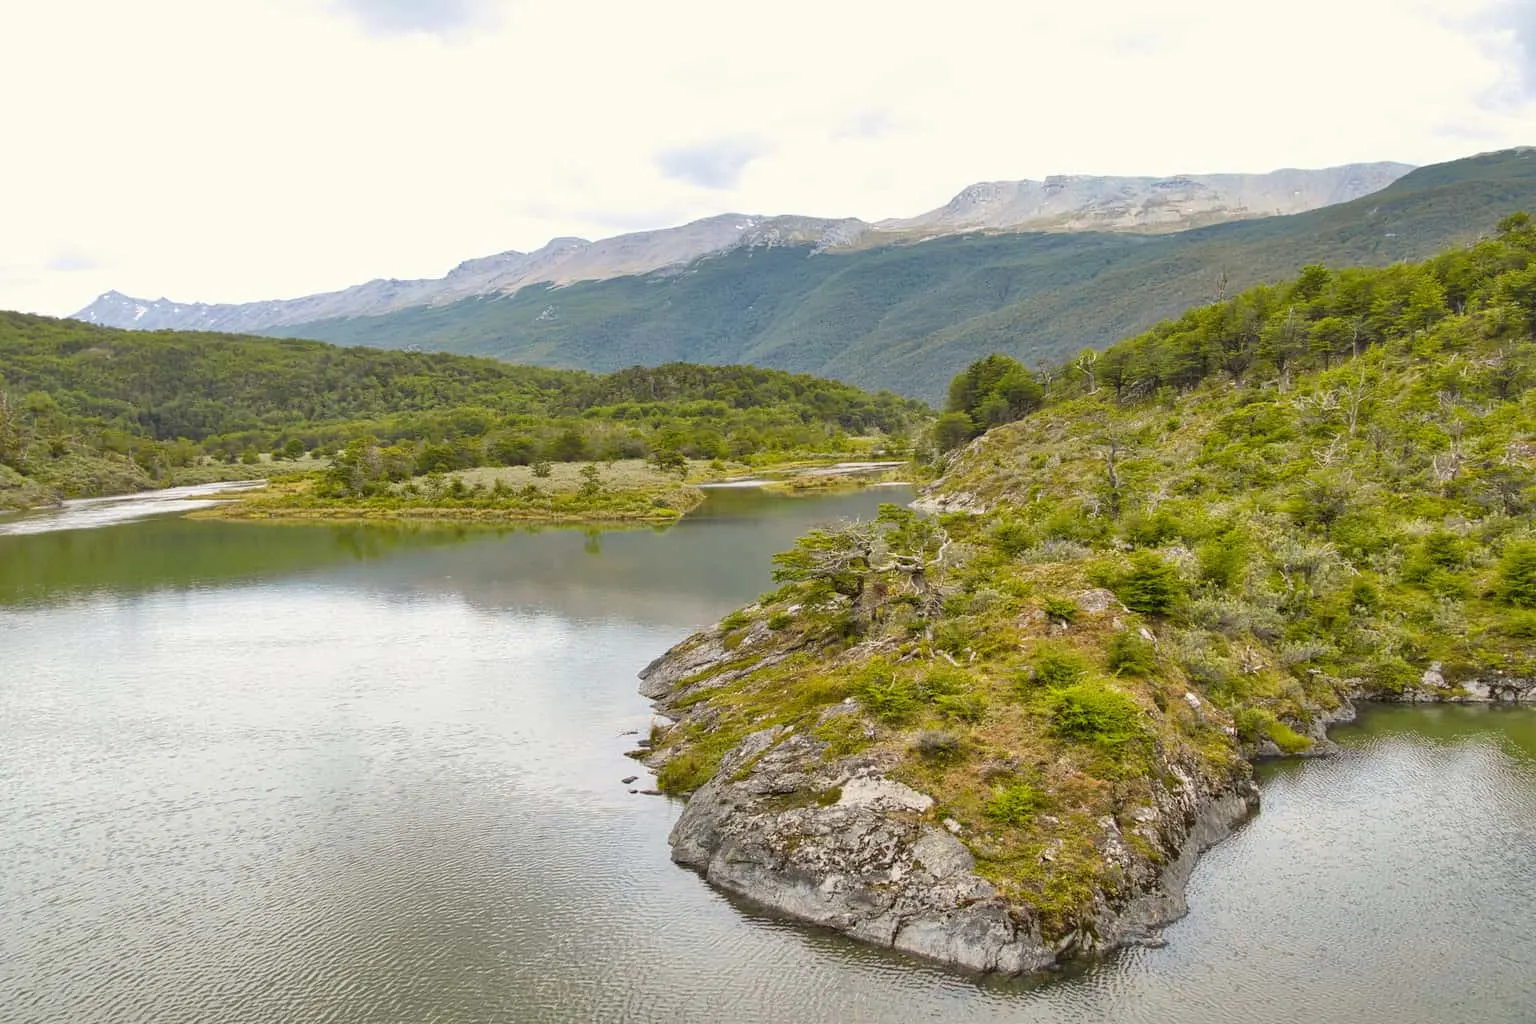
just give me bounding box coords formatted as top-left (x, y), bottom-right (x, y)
top-left (329, 0), bottom-right (500, 36)
top-left (656, 138), bottom-right (769, 190)
top-left (1, 0), bottom-right (1533, 316)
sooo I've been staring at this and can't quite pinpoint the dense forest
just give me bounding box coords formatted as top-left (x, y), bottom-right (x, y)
top-left (644, 212), bottom-right (1536, 944)
top-left (0, 314), bottom-right (928, 508)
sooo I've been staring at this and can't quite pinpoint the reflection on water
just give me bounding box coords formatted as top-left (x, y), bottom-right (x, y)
top-left (2, 490), bottom-right (1534, 1023)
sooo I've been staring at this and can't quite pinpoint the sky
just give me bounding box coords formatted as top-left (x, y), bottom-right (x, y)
top-left (2, 0), bottom-right (1534, 316)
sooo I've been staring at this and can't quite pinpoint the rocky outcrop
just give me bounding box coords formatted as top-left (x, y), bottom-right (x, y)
top-left (876, 163), bottom-right (1412, 237)
top-left (1385, 663), bottom-right (1536, 704)
top-left (642, 634), bottom-right (1260, 977)
top-left (665, 723), bottom-right (1059, 974)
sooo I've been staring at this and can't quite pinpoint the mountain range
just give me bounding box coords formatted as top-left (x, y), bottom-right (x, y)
top-left (75, 163), bottom-right (1410, 333)
top-left (71, 151), bottom-right (1536, 400)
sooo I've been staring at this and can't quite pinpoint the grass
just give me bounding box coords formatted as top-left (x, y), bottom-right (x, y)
top-left (191, 452), bottom-right (914, 526)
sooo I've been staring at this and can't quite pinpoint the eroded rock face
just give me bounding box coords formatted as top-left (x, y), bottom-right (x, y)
top-left (1388, 663), bottom-right (1536, 704)
top-left (646, 652), bottom-right (1261, 976)
top-left (666, 727), bottom-right (1059, 975)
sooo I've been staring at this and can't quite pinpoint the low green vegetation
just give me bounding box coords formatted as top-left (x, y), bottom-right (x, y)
top-left (198, 459), bottom-right (707, 524)
top-left (0, 313), bottom-right (928, 511)
top-left (646, 212), bottom-right (1536, 941)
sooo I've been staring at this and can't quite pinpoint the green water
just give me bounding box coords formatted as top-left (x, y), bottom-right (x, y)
top-left (2, 489), bottom-right (1533, 1023)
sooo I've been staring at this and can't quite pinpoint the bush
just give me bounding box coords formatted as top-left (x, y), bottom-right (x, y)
top-left (1363, 654), bottom-right (1418, 695)
top-left (1496, 540), bottom-right (1536, 608)
top-left (1234, 708), bottom-right (1313, 754)
top-left (1029, 643), bottom-right (1090, 688)
top-left (920, 665), bottom-right (974, 697)
top-left (990, 517), bottom-right (1037, 557)
top-left (767, 611), bottom-right (793, 630)
top-left (913, 730), bottom-right (964, 763)
top-left (1048, 683), bottom-right (1144, 747)
top-left (861, 674), bottom-right (923, 723)
top-left (935, 691), bottom-right (988, 723)
top-left (985, 781), bottom-right (1046, 826)
top-left (1402, 531), bottom-right (1467, 586)
top-left (1105, 630), bottom-right (1156, 676)
top-left (1501, 610), bottom-right (1536, 639)
top-left (1196, 534), bottom-right (1247, 589)
top-left (719, 609), bottom-right (750, 631)
top-left (1042, 594), bottom-right (1079, 623)
top-left (1114, 551), bottom-right (1184, 613)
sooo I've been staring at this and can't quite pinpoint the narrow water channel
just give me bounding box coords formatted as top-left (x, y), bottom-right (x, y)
top-left (2, 488), bottom-right (1532, 1023)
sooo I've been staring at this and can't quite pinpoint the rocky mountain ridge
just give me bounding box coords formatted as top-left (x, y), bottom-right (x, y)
top-left (72, 162), bottom-right (1412, 334)
top-left (880, 163), bottom-right (1412, 235)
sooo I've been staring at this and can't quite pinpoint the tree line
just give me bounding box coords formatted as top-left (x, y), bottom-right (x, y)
top-left (938, 211), bottom-right (1536, 448)
top-left (0, 314), bottom-right (929, 503)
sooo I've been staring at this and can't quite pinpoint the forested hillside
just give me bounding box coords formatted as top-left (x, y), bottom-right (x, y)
top-left (640, 213), bottom-right (1536, 953)
top-left (0, 314), bottom-right (927, 508)
top-left (265, 149), bottom-right (1536, 400)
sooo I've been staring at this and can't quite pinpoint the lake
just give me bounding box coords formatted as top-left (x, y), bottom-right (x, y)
top-left (2, 488), bottom-right (1533, 1022)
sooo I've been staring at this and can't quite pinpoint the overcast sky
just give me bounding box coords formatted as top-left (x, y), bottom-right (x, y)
top-left (3, 0), bottom-right (1534, 315)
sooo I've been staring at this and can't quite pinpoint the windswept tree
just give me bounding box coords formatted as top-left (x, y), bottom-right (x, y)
top-left (771, 504), bottom-right (952, 632)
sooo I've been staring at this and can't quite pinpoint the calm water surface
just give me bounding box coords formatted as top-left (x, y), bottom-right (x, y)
top-left (2, 489), bottom-right (1533, 1023)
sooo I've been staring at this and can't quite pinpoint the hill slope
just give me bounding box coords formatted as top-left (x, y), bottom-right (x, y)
top-left (632, 216), bottom-right (1536, 973)
top-left (72, 163), bottom-right (1411, 335)
top-left (254, 150), bottom-right (1535, 401)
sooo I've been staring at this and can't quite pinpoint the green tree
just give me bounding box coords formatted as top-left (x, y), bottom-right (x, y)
top-left (550, 427), bottom-right (589, 462)
top-left (1114, 551), bottom-right (1184, 614)
top-left (933, 412), bottom-right (974, 453)
top-left (946, 353), bottom-right (1040, 434)
top-left (1496, 541), bottom-right (1536, 608)
top-left (650, 447), bottom-right (688, 476)
top-left (578, 463), bottom-right (603, 497)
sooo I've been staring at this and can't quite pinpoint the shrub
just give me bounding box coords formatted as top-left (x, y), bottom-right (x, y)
top-left (1496, 540), bottom-right (1536, 608)
top-left (985, 781), bottom-right (1046, 826)
top-left (1042, 594), bottom-right (1079, 623)
top-left (933, 619), bottom-right (975, 656)
top-left (913, 730), bottom-right (965, 763)
top-left (991, 517), bottom-right (1037, 557)
top-left (1048, 682), bottom-right (1144, 747)
top-left (767, 611), bottom-right (794, 631)
top-left (1500, 610), bottom-right (1536, 639)
top-left (1363, 655), bottom-right (1418, 695)
top-left (1030, 643), bottom-right (1090, 688)
top-left (920, 665), bottom-right (974, 697)
top-left (1114, 551), bottom-right (1184, 614)
top-left (1401, 531), bottom-right (1466, 584)
top-left (719, 609), bottom-right (751, 631)
top-left (861, 674), bottom-right (923, 723)
top-left (1105, 630), bottom-right (1156, 676)
top-left (1234, 708), bottom-right (1313, 754)
top-left (1196, 535), bottom-right (1247, 589)
top-left (935, 691), bottom-right (988, 723)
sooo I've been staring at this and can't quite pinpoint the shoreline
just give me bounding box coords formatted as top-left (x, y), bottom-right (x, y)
top-left (181, 459), bottom-right (916, 527)
top-left (635, 614), bottom-right (1533, 978)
